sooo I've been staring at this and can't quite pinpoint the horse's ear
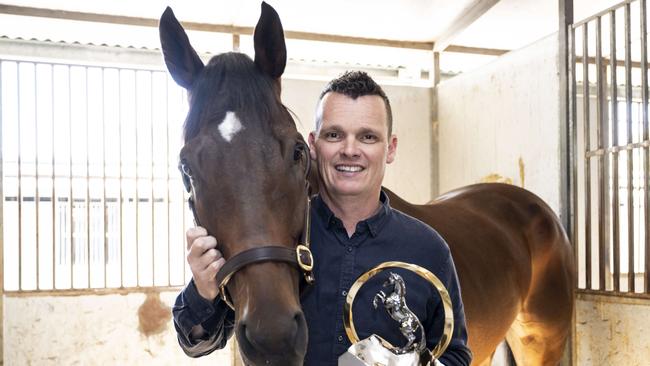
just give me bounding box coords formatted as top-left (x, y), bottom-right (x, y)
top-left (159, 7), bottom-right (204, 89)
top-left (254, 2), bottom-right (287, 80)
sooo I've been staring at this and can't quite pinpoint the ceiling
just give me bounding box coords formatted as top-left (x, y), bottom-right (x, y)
top-left (0, 0), bottom-right (625, 50)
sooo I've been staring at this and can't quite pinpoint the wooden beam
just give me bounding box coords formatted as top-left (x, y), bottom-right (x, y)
top-left (434, 0), bottom-right (501, 52)
top-left (444, 44), bottom-right (508, 56)
top-left (0, 4), bottom-right (433, 50)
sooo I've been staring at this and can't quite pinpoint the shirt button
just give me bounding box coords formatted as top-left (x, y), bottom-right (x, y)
top-left (347, 247), bottom-right (353, 253)
top-left (341, 290), bottom-right (348, 296)
top-left (337, 335), bottom-right (344, 342)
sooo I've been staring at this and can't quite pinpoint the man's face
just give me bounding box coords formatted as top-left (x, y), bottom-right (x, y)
top-left (309, 92), bottom-right (397, 201)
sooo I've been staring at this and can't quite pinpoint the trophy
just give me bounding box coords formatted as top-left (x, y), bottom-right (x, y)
top-left (338, 261), bottom-right (454, 366)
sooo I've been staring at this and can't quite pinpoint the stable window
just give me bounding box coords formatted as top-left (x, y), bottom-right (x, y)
top-left (571, 0), bottom-right (650, 295)
top-left (1, 58), bottom-right (193, 292)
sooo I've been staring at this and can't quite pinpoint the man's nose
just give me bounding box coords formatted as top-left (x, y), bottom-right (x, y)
top-left (341, 137), bottom-right (360, 157)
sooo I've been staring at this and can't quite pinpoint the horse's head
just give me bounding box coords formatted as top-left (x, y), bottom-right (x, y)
top-left (159, 3), bottom-right (310, 365)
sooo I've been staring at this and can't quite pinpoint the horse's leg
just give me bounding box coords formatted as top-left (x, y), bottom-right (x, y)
top-left (506, 212), bottom-right (574, 366)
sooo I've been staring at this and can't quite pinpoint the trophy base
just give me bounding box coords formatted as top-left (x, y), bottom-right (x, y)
top-left (338, 335), bottom-right (421, 366)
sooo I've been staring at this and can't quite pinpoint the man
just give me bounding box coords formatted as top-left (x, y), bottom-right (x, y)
top-left (173, 71), bottom-right (472, 366)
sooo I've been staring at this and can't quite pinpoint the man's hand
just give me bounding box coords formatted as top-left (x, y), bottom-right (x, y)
top-left (186, 227), bottom-right (225, 302)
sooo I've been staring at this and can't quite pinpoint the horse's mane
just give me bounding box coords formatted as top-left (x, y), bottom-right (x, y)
top-left (183, 52), bottom-right (288, 142)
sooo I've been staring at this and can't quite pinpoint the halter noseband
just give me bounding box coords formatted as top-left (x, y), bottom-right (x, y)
top-left (179, 145), bottom-right (315, 310)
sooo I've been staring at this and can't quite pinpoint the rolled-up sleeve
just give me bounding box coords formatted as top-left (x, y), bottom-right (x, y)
top-left (172, 278), bottom-right (235, 357)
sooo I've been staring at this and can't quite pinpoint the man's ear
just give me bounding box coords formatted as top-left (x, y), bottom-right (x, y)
top-left (386, 135), bottom-right (398, 164)
top-left (308, 132), bottom-right (317, 161)
top-left (159, 7), bottom-right (204, 89)
top-left (253, 2), bottom-right (287, 80)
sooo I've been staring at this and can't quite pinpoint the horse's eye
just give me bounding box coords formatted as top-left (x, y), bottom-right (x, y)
top-left (181, 163), bottom-right (192, 177)
top-left (294, 144), bottom-right (305, 162)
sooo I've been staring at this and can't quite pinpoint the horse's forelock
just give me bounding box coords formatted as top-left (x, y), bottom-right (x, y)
top-left (182, 52), bottom-right (291, 143)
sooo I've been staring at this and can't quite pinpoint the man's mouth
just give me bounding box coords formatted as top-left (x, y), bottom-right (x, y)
top-left (335, 165), bottom-right (364, 172)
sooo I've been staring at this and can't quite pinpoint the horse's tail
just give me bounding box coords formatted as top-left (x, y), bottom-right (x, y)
top-left (506, 192), bottom-right (575, 365)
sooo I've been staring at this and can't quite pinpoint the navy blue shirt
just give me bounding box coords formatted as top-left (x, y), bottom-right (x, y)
top-left (173, 191), bottom-right (472, 365)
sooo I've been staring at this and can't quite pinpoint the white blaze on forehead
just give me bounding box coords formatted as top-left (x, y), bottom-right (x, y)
top-left (218, 111), bottom-right (244, 142)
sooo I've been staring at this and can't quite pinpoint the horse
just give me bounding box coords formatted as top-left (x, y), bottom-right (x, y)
top-left (159, 3), bottom-right (575, 366)
top-left (384, 185), bottom-right (574, 365)
top-left (160, 4), bottom-right (312, 365)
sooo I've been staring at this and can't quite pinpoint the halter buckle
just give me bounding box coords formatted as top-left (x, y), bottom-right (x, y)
top-left (296, 244), bottom-right (314, 272)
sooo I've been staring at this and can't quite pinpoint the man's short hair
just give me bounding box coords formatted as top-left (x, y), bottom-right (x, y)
top-left (315, 71), bottom-right (393, 136)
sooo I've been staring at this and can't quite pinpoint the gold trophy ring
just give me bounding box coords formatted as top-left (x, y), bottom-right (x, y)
top-left (343, 261), bottom-right (454, 360)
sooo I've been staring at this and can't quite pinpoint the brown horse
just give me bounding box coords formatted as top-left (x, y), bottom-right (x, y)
top-left (384, 185), bottom-right (574, 365)
top-left (160, 4), bottom-right (312, 365)
top-left (160, 3), bottom-right (574, 366)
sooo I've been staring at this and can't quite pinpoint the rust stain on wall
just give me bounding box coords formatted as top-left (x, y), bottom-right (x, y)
top-left (479, 157), bottom-right (526, 188)
top-left (138, 292), bottom-right (171, 337)
top-left (480, 173), bottom-right (513, 185)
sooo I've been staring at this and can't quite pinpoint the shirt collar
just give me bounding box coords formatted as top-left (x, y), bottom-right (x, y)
top-left (313, 190), bottom-right (391, 237)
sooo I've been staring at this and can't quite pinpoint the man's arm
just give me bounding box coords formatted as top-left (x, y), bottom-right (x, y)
top-left (427, 253), bottom-right (473, 366)
top-left (173, 278), bottom-right (235, 357)
top-left (172, 227), bottom-right (235, 357)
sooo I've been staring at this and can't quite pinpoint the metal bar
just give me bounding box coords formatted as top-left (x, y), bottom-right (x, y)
top-left (150, 71), bottom-right (155, 286)
top-left (570, 11), bottom-right (579, 291)
top-left (51, 64), bottom-right (55, 289)
top-left (34, 63), bottom-right (40, 290)
top-left (642, 0), bottom-right (650, 293)
top-left (181, 90), bottom-right (187, 283)
top-left (101, 68), bottom-right (107, 288)
top-left (583, 23), bottom-right (593, 289)
top-left (17, 62), bottom-right (22, 290)
top-left (625, 2), bottom-right (636, 292)
top-left (0, 58), bottom-right (5, 362)
top-left (85, 67), bottom-right (91, 288)
top-left (561, 0), bottom-right (576, 361)
top-left (3, 285), bottom-right (183, 297)
top-left (586, 140), bottom-right (650, 156)
top-left (134, 72), bottom-right (139, 287)
top-left (573, 0), bottom-right (636, 28)
top-left (576, 55), bottom-right (650, 69)
top-left (118, 70), bottom-right (124, 288)
top-left (560, 0), bottom-right (575, 239)
top-left (596, 16), bottom-right (609, 291)
top-left (577, 287), bottom-right (650, 301)
top-left (68, 65), bottom-right (73, 289)
top-left (166, 76), bottom-right (171, 287)
top-left (611, 9), bottom-right (621, 292)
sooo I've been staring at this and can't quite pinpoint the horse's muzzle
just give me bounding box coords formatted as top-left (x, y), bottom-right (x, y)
top-left (236, 309), bottom-right (308, 366)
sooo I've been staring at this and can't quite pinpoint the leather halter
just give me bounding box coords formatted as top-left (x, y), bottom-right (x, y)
top-left (179, 145), bottom-right (315, 310)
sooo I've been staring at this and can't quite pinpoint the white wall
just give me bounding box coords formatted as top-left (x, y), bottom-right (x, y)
top-left (437, 33), bottom-right (562, 212)
top-left (3, 291), bottom-right (233, 365)
top-left (576, 295), bottom-right (650, 365)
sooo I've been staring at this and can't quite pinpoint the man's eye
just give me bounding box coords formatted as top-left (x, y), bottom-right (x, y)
top-left (361, 134), bottom-right (378, 142)
top-left (325, 131), bottom-right (340, 140)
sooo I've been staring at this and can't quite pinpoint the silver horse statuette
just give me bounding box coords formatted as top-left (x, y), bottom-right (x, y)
top-left (373, 272), bottom-right (426, 355)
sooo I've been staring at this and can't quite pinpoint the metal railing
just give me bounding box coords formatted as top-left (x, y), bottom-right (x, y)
top-left (1, 59), bottom-right (194, 292)
top-left (570, 0), bottom-right (650, 295)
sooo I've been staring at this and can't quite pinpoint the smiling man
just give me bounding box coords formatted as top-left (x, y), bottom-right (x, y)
top-left (301, 71), bottom-right (472, 365)
top-left (173, 71), bottom-right (472, 366)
